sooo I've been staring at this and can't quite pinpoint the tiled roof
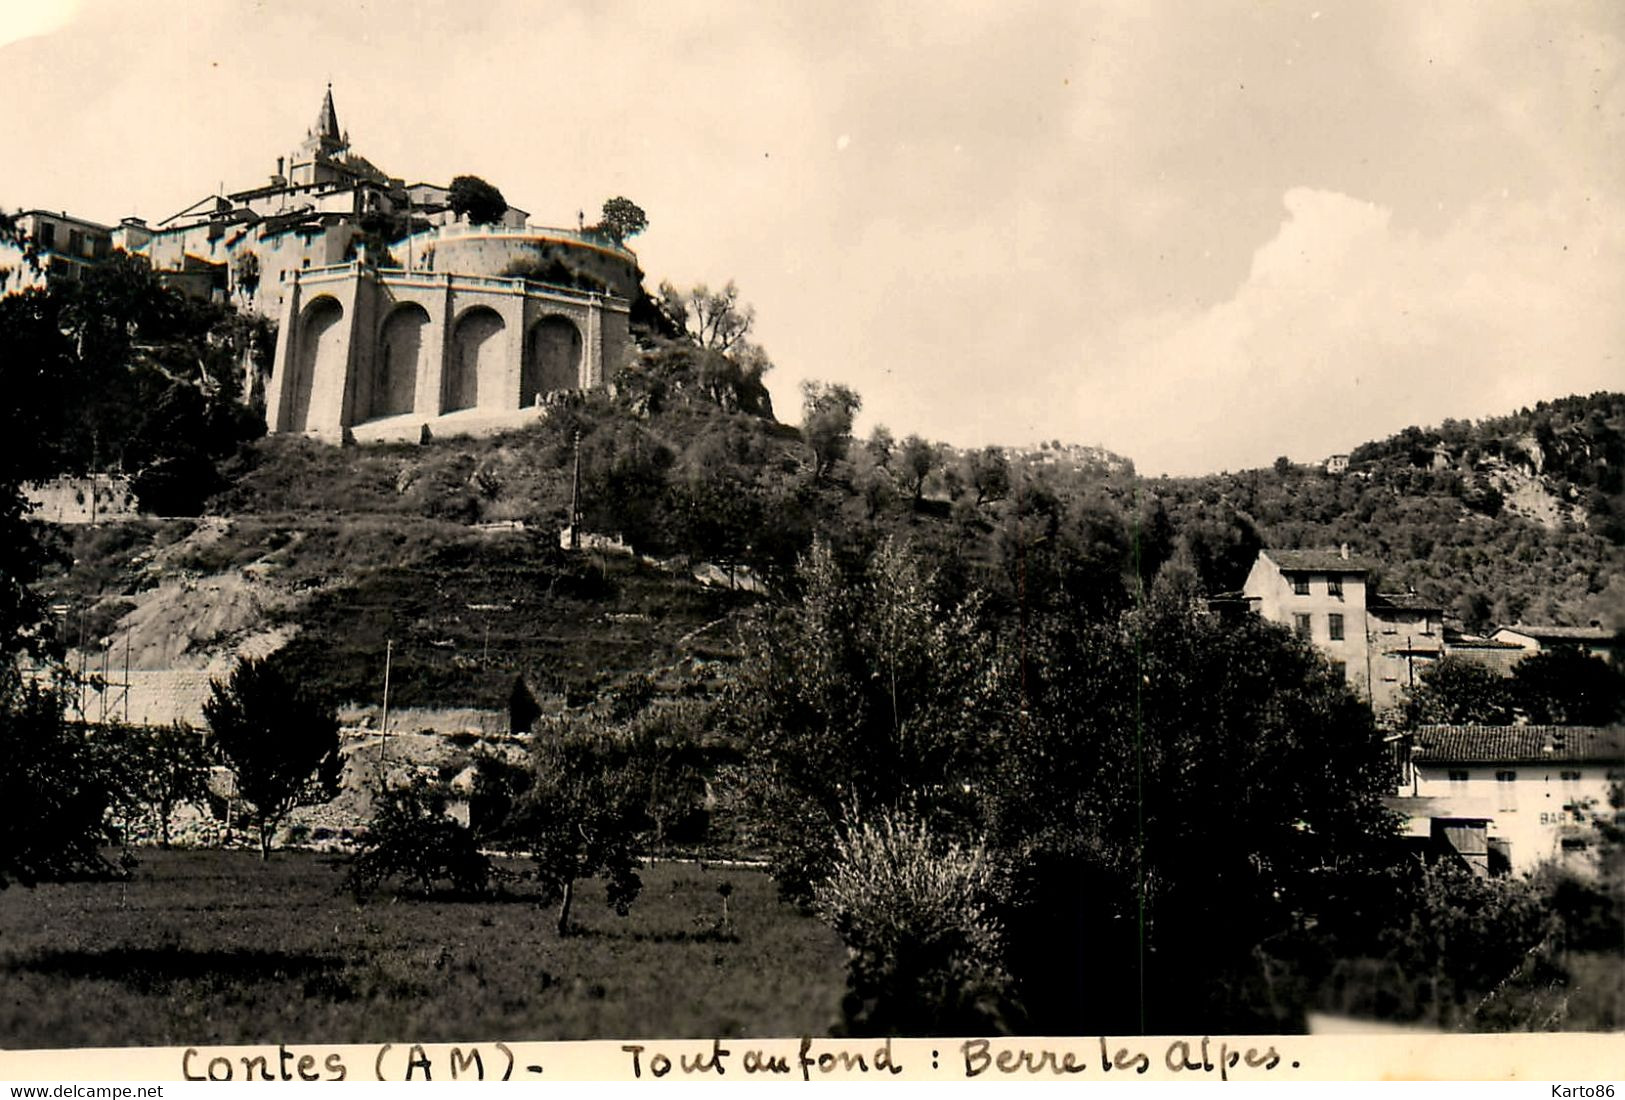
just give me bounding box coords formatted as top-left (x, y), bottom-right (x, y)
top-left (1265, 549), bottom-right (1372, 574)
top-left (1499, 623), bottom-right (1619, 643)
top-left (1412, 725), bottom-right (1624, 765)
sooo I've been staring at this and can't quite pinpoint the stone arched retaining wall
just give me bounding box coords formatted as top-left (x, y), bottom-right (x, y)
top-left (265, 263), bottom-right (632, 443)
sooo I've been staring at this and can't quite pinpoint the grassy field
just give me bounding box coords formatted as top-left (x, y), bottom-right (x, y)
top-left (0, 850), bottom-right (848, 1049)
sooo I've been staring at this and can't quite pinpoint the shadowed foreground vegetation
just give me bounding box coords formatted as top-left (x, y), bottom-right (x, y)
top-left (0, 849), bottom-right (845, 1048)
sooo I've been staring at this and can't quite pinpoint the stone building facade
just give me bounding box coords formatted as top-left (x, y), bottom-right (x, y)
top-left (1243, 548), bottom-right (1374, 699)
top-left (1241, 547), bottom-right (1450, 719)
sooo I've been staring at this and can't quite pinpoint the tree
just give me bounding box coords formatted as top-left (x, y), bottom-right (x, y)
top-left (103, 722), bottom-right (212, 849)
top-left (0, 287), bottom-right (77, 663)
top-left (512, 719), bottom-right (651, 935)
top-left (647, 281), bottom-right (776, 414)
top-left (447, 175), bottom-right (508, 226)
top-left (802, 381), bottom-right (862, 481)
top-left (1306, 858), bottom-right (1559, 1030)
top-left (0, 488), bottom-right (54, 664)
top-left (850, 447), bottom-right (898, 519)
top-left (727, 538), bottom-right (996, 898)
top-left (657, 280), bottom-right (756, 353)
top-left (983, 590), bottom-right (1395, 1033)
top-left (624, 701), bottom-right (713, 856)
top-left (897, 434), bottom-right (936, 504)
top-left (203, 658), bottom-right (342, 860)
top-left (0, 673), bottom-right (118, 888)
top-left (0, 254), bottom-right (266, 516)
top-left (0, 209), bottom-right (42, 289)
top-left (965, 446), bottom-right (1011, 507)
top-left (1403, 656), bottom-right (1517, 726)
top-left (232, 250), bottom-right (261, 302)
top-left (866, 425), bottom-right (895, 468)
top-left (1509, 648), bottom-right (1625, 726)
top-left (597, 197), bottom-right (648, 245)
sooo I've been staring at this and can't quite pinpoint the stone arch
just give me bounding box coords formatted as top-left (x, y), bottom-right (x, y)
top-left (522, 315), bottom-right (583, 405)
top-left (370, 303), bottom-right (428, 419)
top-left (286, 295), bottom-right (344, 432)
top-left (444, 306), bottom-right (505, 412)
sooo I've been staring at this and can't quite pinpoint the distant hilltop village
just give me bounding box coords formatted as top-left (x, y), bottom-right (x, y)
top-left (2, 86), bottom-right (640, 444)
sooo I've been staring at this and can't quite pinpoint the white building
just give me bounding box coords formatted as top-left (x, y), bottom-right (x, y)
top-left (1392, 724), bottom-right (1622, 875)
top-left (1489, 623), bottom-right (1621, 666)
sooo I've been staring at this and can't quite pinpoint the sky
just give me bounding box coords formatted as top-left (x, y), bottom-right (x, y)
top-left (1, 0), bottom-right (1620, 475)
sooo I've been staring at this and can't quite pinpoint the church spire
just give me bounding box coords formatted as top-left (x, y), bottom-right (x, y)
top-left (315, 83), bottom-right (341, 143)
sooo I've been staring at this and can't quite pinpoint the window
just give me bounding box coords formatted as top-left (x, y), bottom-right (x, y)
top-left (1329, 660), bottom-right (1346, 679)
top-left (1448, 769), bottom-right (1469, 795)
top-left (1560, 770), bottom-right (1582, 811)
top-left (68, 229), bottom-right (84, 257)
top-left (1293, 613), bottom-right (1312, 639)
top-left (38, 222), bottom-right (55, 249)
top-left (1328, 613), bottom-right (1345, 641)
top-left (1328, 576), bottom-right (1343, 599)
top-left (1496, 770), bottom-right (1517, 811)
top-left (1292, 576), bottom-right (1310, 596)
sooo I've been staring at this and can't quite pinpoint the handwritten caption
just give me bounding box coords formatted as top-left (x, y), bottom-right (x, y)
top-left (179, 1036), bottom-right (1299, 1082)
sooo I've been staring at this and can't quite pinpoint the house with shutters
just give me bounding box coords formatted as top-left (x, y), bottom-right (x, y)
top-left (1240, 548), bottom-right (1446, 719)
top-left (1390, 724), bottom-right (1622, 875)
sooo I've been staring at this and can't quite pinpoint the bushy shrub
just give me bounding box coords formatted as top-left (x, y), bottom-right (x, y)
top-left (814, 811), bottom-right (1012, 1036)
top-left (347, 776), bottom-right (492, 900)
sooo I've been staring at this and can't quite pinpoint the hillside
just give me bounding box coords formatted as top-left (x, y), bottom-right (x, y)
top-left (1150, 393), bottom-right (1625, 630)
top-left (27, 310), bottom-right (1623, 713)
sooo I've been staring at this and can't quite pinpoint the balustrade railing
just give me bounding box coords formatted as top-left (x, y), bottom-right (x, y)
top-left (293, 260), bottom-right (623, 303)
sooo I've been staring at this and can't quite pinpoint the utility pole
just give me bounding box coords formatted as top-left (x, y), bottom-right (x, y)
top-left (569, 428), bottom-right (582, 551)
top-left (76, 607), bottom-right (87, 721)
top-left (379, 639), bottom-right (393, 768)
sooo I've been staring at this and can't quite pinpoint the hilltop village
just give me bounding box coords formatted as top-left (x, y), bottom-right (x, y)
top-left (3, 87), bottom-right (639, 443)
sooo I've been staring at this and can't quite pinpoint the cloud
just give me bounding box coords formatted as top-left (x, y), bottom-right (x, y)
top-left (3, 3), bottom-right (1620, 473)
top-left (1093, 185), bottom-right (1625, 475)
